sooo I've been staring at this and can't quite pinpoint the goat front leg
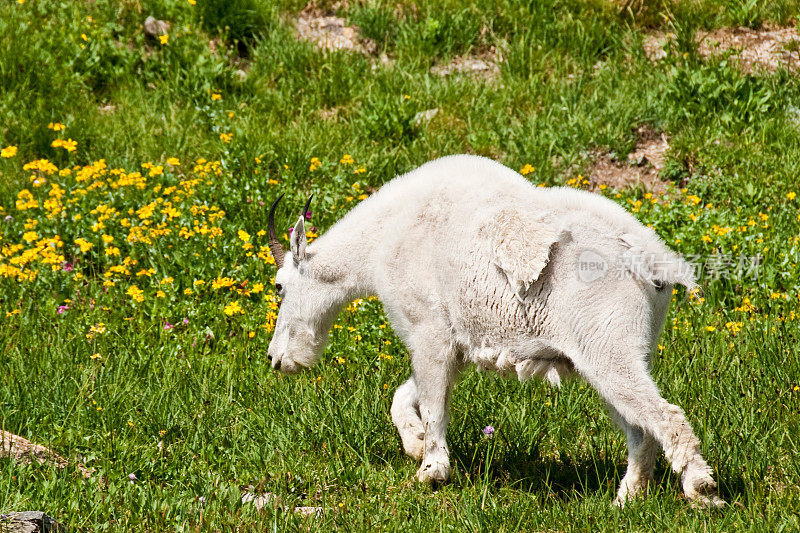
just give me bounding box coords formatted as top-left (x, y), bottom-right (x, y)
top-left (411, 331), bottom-right (457, 484)
top-left (391, 376), bottom-right (425, 461)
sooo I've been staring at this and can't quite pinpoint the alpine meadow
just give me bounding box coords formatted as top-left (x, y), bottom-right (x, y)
top-left (1, 0), bottom-right (799, 531)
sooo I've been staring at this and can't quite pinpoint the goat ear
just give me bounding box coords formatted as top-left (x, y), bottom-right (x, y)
top-left (290, 216), bottom-right (307, 263)
top-left (488, 211), bottom-right (563, 302)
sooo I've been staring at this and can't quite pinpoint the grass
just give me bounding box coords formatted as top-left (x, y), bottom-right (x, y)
top-left (1, 0), bottom-right (800, 530)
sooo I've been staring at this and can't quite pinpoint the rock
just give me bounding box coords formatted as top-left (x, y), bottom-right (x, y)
top-left (413, 108), bottom-right (439, 126)
top-left (241, 492), bottom-right (278, 510)
top-left (143, 16), bottom-right (170, 38)
top-left (294, 506), bottom-right (324, 517)
top-left (430, 48), bottom-right (502, 79)
top-left (294, 12), bottom-right (376, 55)
top-left (0, 512), bottom-right (65, 533)
top-left (240, 492), bottom-right (323, 516)
top-left (1, 430), bottom-right (92, 478)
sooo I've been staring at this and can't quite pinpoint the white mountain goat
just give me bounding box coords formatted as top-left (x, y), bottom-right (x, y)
top-left (266, 154), bottom-right (723, 507)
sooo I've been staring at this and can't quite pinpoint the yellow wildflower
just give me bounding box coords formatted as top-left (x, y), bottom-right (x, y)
top-left (788, 192), bottom-right (796, 201)
top-left (167, 157), bottom-right (180, 166)
top-left (126, 285), bottom-right (144, 303)
top-left (224, 301), bottom-right (243, 316)
top-left (51, 139), bottom-right (77, 152)
top-left (519, 163), bottom-right (535, 176)
top-left (1, 145), bottom-right (18, 158)
top-left (47, 122), bottom-right (65, 131)
top-left (159, 34), bottom-right (169, 45)
top-left (211, 93), bottom-right (221, 100)
top-left (340, 154), bottom-right (354, 165)
top-left (219, 132), bottom-right (233, 143)
top-left (75, 237), bottom-right (94, 253)
top-left (86, 322), bottom-right (106, 339)
top-left (212, 276), bottom-right (235, 290)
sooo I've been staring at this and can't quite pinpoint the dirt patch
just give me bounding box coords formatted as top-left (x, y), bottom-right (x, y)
top-left (644, 25), bottom-right (800, 73)
top-left (295, 8), bottom-right (376, 55)
top-left (587, 126), bottom-right (670, 192)
top-left (430, 47), bottom-right (502, 80)
top-left (318, 106), bottom-right (343, 121)
top-left (1, 429), bottom-right (92, 477)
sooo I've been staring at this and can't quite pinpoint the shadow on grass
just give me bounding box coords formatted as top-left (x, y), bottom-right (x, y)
top-left (442, 442), bottom-right (749, 505)
top-left (369, 429), bottom-right (747, 505)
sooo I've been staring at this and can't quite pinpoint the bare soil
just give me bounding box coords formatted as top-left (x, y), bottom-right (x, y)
top-left (644, 25), bottom-right (800, 73)
top-left (587, 126), bottom-right (671, 192)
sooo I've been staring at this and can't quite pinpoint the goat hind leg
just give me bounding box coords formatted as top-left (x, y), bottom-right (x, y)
top-left (580, 358), bottom-right (723, 507)
top-left (607, 405), bottom-right (658, 505)
top-left (390, 376), bottom-right (425, 461)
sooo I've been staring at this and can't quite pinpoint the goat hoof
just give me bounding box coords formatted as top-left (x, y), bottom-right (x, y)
top-left (684, 475), bottom-right (725, 508)
top-left (614, 475), bottom-right (652, 506)
top-left (415, 460), bottom-right (450, 484)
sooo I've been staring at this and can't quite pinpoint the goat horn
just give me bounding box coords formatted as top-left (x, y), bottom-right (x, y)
top-left (301, 195), bottom-right (313, 220)
top-left (268, 194), bottom-right (286, 269)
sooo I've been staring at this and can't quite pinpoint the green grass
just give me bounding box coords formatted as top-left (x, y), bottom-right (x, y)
top-left (1, 0), bottom-right (800, 530)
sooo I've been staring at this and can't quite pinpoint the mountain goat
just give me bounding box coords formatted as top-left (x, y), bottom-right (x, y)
top-left (266, 154), bottom-right (723, 507)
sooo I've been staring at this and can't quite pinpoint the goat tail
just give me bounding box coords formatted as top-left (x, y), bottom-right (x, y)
top-left (618, 232), bottom-right (700, 295)
top-left (659, 252), bottom-right (700, 294)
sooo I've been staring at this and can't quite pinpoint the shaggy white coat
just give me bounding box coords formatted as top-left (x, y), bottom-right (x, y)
top-left (267, 154), bottom-right (723, 506)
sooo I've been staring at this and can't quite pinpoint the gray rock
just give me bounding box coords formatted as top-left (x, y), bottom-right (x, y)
top-left (241, 492), bottom-right (278, 510)
top-left (143, 16), bottom-right (170, 38)
top-left (294, 506), bottom-right (324, 517)
top-left (413, 108), bottom-right (439, 126)
top-left (0, 512), bottom-right (65, 533)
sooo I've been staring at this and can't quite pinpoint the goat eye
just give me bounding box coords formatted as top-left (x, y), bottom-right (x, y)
top-left (654, 280), bottom-right (665, 292)
top-left (275, 283), bottom-right (283, 293)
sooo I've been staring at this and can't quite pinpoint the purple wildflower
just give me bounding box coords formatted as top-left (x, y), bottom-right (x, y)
top-left (183, 317), bottom-right (189, 325)
top-left (129, 473), bottom-right (137, 482)
top-left (164, 322), bottom-right (174, 331)
top-left (483, 425), bottom-right (495, 438)
top-left (61, 262), bottom-right (74, 272)
top-left (57, 305), bottom-right (69, 314)
top-left (305, 210), bottom-right (312, 220)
